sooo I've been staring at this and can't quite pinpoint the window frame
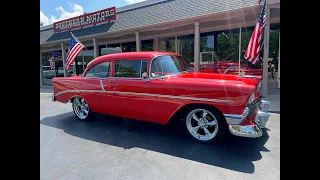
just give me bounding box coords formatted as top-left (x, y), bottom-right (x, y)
top-left (149, 55), bottom-right (187, 79)
top-left (83, 61), bottom-right (112, 79)
top-left (114, 60), bottom-right (148, 79)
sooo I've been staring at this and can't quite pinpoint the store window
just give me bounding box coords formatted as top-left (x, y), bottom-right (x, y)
top-left (73, 47), bottom-right (94, 75)
top-left (159, 37), bottom-right (175, 52)
top-left (141, 40), bottom-right (154, 51)
top-left (177, 34), bottom-right (194, 66)
top-left (122, 42), bottom-right (136, 52)
top-left (115, 60), bottom-right (147, 78)
top-left (100, 43), bottom-right (122, 55)
top-left (41, 50), bottom-right (65, 85)
top-left (200, 32), bottom-right (215, 52)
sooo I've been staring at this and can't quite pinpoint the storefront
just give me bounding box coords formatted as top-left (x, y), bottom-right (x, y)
top-left (40, 0), bottom-right (280, 95)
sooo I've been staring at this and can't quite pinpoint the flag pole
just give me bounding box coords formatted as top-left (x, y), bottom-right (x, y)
top-left (70, 32), bottom-right (88, 51)
top-left (238, 27), bottom-right (242, 75)
top-left (262, 0), bottom-right (269, 96)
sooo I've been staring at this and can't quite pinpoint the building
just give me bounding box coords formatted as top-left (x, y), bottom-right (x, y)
top-left (40, 0), bottom-right (280, 95)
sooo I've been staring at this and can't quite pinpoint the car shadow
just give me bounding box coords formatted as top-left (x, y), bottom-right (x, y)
top-left (40, 112), bottom-right (270, 174)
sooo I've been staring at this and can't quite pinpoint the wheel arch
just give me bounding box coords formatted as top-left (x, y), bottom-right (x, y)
top-left (165, 103), bottom-right (226, 125)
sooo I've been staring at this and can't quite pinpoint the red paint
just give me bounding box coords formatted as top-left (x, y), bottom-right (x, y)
top-left (52, 52), bottom-right (261, 125)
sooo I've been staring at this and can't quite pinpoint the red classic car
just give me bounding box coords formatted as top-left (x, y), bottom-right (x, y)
top-left (52, 52), bottom-right (270, 143)
top-left (189, 52), bottom-right (263, 76)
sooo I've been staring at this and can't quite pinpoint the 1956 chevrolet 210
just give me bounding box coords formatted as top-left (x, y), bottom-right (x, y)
top-left (52, 51), bottom-right (271, 143)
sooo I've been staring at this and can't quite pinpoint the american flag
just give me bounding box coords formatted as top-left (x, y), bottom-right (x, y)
top-left (244, 0), bottom-right (267, 64)
top-left (47, 56), bottom-right (55, 70)
top-left (65, 33), bottom-right (84, 69)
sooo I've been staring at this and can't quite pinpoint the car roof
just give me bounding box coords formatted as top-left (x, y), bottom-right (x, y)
top-left (83, 51), bottom-right (181, 76)
top-left (86, 51), bottom-right (181, 67)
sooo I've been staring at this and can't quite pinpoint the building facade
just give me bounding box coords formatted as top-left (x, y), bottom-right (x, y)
top-left (40, 0), bottom-right (280, 95)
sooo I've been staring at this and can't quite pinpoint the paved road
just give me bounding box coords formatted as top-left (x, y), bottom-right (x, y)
top-left (40, 94), bottom-right (280, 180)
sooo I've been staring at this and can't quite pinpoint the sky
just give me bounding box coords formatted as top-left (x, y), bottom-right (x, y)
top-left (40, 0), bottom-right (146, 26)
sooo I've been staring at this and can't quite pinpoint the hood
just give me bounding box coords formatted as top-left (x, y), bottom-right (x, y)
top-left (170, 72), bottom-right (261, 86)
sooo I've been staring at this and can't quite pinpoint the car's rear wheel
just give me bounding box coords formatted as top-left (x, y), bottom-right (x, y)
top-left (183, 107), bottom-right (227, 143)
top-left (72, 97), bottom-right (93, 121)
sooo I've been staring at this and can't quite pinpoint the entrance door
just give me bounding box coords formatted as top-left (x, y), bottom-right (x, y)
top-left (199, 52), bottom-right (217, 73)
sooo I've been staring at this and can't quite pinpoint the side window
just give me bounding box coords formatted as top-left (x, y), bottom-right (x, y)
top-left (85, 62), bottom-right (111, 78)
top-left (115, 60), bottom-right (148, 78)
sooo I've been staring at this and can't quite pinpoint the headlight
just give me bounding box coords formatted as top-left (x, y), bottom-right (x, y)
top-left (248, 92), bottom-right (255, 104)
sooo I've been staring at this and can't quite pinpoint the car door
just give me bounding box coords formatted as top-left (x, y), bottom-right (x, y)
top-left (83, 61), bottom-right (113, 114)
top-left (104, 59), bottom-right (159, 122)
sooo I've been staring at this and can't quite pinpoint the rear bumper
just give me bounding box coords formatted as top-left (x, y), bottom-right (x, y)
top-left (225, 100), bottom-right (271, 138)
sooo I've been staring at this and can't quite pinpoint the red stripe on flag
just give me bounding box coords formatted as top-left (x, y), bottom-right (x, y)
top-left (65, 45), bottom-right (83, 69)
top-left (244, 22), bottom-right (264, 64)
top-left (65, 43), bottom-right (83, 69)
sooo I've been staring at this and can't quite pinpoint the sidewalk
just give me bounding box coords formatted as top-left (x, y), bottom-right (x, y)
top-left (264, 80), bottom-right (280, 113)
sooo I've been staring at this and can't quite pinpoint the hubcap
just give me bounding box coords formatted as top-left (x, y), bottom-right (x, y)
top-left (186, 109), bottom-right (219, 141)
top-left (73, 97), bottom-right (89, 119)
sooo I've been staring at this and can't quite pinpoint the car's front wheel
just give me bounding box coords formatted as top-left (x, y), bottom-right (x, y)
top-left (72, 97), bottom-right (93, 121)
top-left (183, 107), bottom-right (227, 143)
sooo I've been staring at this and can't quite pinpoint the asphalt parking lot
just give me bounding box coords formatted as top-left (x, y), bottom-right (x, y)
top-left (40, 93), bottom-right (280, 180)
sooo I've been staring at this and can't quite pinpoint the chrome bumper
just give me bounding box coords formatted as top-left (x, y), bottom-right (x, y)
top-left (229, 124), bottom-right (262, 138)
top-left (225, 100), bottom-right (271, 138)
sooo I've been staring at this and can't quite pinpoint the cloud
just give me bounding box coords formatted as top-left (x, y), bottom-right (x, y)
top-left (40, 2), bottom-right (84, 26)
top-left (125, 0), bottom-right (146, 4)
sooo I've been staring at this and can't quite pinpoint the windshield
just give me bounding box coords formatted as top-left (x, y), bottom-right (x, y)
top-left (150, 55), bottom-right (193, 78)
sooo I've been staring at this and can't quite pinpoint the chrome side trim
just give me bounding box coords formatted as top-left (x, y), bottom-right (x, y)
top-left (100, 79), bottom-right (105, 91)
top-left (54, 89), bottom-right (234, 103)
top-left (228, 125), bottom-right (262, 138)
top-left (55, 90), bottom-right (103, 97)
top-left (224, 107), bottom-right (249, 125)
top-left (107, 91), bottom-right (158, 97)
top-left (157, 94), bottom-right (233, 103)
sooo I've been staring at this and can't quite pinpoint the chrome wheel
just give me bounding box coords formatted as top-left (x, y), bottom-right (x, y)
top-left (186, 108), bottom-right (219, 141)
top-left (72, 97), bottom-right (89, 120)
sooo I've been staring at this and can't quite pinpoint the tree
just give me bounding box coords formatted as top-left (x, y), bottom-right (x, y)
top-left (40, 21), bottom-right (43, 26)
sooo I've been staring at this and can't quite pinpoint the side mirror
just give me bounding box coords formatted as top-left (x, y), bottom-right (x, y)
top-left (142, 72), bottom-right (148, 79)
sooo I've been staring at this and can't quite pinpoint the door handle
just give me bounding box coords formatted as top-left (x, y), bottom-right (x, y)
top-left (109, 80), bottom-right (116, 83)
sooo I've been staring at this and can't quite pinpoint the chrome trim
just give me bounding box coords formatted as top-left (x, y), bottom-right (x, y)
top-left (54, 90), bottom-right (103, 97)
top-left (238, 75), bottom-right (259, 78)
top-left (259, 100), bottom-right (270, 112)
top-left (148, 54), bottom-right (166, 79)
top-left (224, 107), bottom-right (249, 125)
top-left (100, 79), bottom-right (105, 91)
top-left (156, 94), bottom-right (233, 103)
top-left (110, 77), bottom-right (144, 80)
top-left (254, 111), bottom-right (270, 128)
top-left (228, 125), bottom-right (262, 138)
top-left (148, 55), bottom-right (191, 80)
top-left (140, 60), bottom-right (142, 78)
top-left (54, 89), bottom-right (234, 103)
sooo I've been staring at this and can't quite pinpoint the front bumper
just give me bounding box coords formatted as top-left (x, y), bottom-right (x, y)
top-left (225, 100), bottom-right (271, 138)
